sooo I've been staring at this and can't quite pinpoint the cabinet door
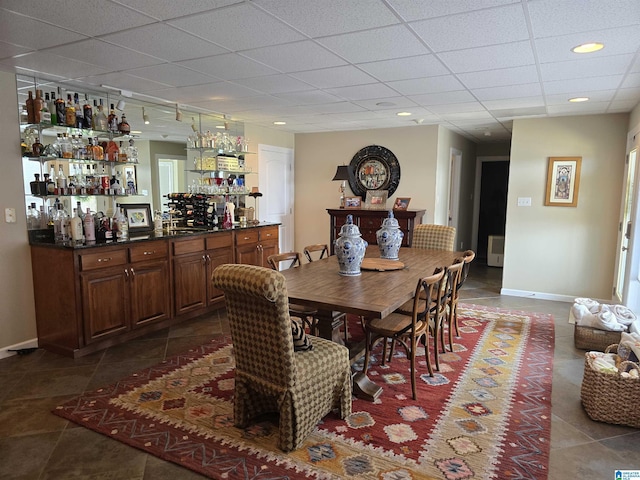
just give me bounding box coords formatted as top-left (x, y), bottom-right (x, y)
top-left (206, 248), bottom-right (234, 304)
top-left (173, 253), bottom-right (207, 315)
top-left (235, 243), bottom-right (260, 266)
top-left (81, 267), bottom-right (130, 344)
top-left (129, 260), bottom-right (171, 327)
top-left (260, 241), bottom-right (279, 267)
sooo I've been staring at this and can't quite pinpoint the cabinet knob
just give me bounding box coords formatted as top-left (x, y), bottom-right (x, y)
top-left (130, 267), bottom-right (135, 277)
top-left (143, 250), bottom-right (155, 255)
top-left (97, 257), bottom-right (111, 263)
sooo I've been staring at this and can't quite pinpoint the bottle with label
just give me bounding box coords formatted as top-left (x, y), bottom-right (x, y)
top-left (31, 137), bottom-right (43, 157)
top-left (26, 91), bottom-right (35, 124)
top-left (33, 90), bottom-right (44, 124)
top-left (60, 133), bottom-right (73, 159)
top-left (82, 94), bottom-right (92, 129)
top-left (126, 138), bottom-right (138, 163)
top-left (108, 104), bottom-right (118, 132)
top-left (118, 113), bottom-right (130, 134)
top-left (74, 93), bottom-right (84, 129)
top-left (116, 207), bottom-right (128, 240)
top-left (94, 99), bottom-right (108, 131)
top-left (92, 137), bottom-right (104, 161)
top-left (53, 203), bottom-right (69, 243)
top-left (57, 164), bottom-right (67, 192)
top-left (70, 208), bottom-right (83, 243)
top-left (84, 207), bottom-right (96, 242)
top-left (55, 88), bottom-right (66, 126)
top-left (65, 94), bottom-right (76, 127)
top-left (40, 92), bottom-right (51, 124)
top-left (44, 172), bottom-right (55, 195)
top-left (49, 91), bottom-right (57, 125)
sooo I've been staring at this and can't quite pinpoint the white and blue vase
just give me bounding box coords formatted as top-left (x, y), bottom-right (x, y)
top-left (334, 214), bottom-right (368, 276)
top-left (376, 210), bottom-right (404, 260)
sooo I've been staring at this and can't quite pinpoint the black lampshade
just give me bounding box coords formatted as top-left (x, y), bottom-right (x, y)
top-left (332, 165), bottom-right (349, 181)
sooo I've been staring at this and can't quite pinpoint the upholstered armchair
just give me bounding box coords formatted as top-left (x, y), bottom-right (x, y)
top-left (212, 263), bottom-right (352, 452)
top-left (412, 224), bottom-right (456, 251)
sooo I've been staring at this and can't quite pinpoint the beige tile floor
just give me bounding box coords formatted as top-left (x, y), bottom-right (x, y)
top-left (0, 263), bottom-right (638, 479)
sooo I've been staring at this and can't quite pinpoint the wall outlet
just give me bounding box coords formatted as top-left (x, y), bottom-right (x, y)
top-left (517, 197), bottom-right (532, 207)
top-left (4, 207), bottom-right (16, 223)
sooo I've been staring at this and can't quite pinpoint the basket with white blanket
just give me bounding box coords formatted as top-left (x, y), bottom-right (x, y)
top-left (572, 298), bottom-right (637, 351)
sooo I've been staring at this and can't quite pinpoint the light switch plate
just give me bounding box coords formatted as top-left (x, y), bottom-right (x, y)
top-left (517, 197), bottom-right (532, 207)
top-left (5, 207), bottom-right (16, 223)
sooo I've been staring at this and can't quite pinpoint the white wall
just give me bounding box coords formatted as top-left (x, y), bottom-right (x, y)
top-left (0, 71), bottom-right (37, 355)
top-left (503, 114), bottom-right (629, 300)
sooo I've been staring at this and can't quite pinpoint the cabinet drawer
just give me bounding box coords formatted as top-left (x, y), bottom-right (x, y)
top-left (129, 242), bottom-right (168, 263)
top-left (360, 217), bottom-right (382, 229)
top-left (79, 249), bottom-right (128, 271)
top-left (235, 230), bottom-right (259, 246)
top-left (172, 238), bottom-right (205, 256)
top-left (259, 226), bottom-right (279, 242)
top-left (206, 232), bottom-right (232, 250)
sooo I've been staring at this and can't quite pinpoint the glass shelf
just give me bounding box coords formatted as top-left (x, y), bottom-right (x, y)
top-left (24, 155), bottom-right (138, 165)
top-left (21, 123), bottom-right (132, 140)
top-left (187, 169), bottom-right (253, 174)
top-left (186, 147), bottom-right (254, 156)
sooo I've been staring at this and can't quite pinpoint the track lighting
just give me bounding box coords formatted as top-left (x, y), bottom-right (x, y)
top-left (142, 107), bottom-right (149, 125)
top-left (191, 117), bottom-right (198, 132)
top-left (175, 104), bottom-right (183, 122)
top-left (116, 99), bottom-right (126, 111)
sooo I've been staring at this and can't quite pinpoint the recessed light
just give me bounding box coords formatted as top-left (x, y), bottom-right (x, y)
top-left (396, 112), bottom-right (412, 116)
top-left (215, 125), bottom-right (226, 129)
top-left (569, 97), bottom-right (590, 103)
top-left (572, 42), bottom-right (604, 54)
top-left (273, 121), bottom-right (286, 125)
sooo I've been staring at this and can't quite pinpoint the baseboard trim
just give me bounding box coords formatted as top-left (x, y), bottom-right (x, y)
top-left (0, 338), bottom-right (39, 360)
top-left (500, 288), bottom-right (577, 303)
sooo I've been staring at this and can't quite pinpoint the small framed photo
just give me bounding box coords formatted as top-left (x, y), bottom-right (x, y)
top-left (393, 197), bottom-right (411, 210)
top-left (364, 190), bottom-right (388, 209)
top-left (344, 196), bottom-right (362, 209)
top-left (121, 203), bottom-right (153, 232)
top-left (545, 156), bottom-right (582, 207)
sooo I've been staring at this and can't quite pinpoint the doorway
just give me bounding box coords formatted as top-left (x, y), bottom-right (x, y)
top-left (474, 159), bottom-right (509, 263)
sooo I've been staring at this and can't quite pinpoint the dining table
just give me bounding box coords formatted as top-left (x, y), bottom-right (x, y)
top-left (280, 245), bottom-right (463, 401)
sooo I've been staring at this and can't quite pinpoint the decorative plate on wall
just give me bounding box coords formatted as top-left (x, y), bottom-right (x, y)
top-left (348, 145), bottom-right (401, 199)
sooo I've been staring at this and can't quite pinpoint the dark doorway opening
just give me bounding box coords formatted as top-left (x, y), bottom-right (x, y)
top-left (477, 161), bottom-right (509, 262)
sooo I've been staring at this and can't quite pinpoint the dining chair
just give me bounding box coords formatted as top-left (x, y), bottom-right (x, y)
top-left (303, 243), bottom-right (329, 262)
top-left (412, 224), bottom-right (456, 251)
top-left (267, 252), bottom-right (319, 335)
top-left (212, 263), bottom-right (352, 451)
top-left (448, 250), bottom-right (476, 341)
top-left (362, 267), bottom-right (446, 400)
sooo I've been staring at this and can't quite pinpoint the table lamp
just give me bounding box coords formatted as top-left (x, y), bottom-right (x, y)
top-left (248, 187), bottom-right (262, 224)
top-left (332, 165), bottom-right (349, 208)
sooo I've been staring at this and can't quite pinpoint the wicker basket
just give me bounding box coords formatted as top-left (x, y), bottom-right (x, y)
top-left (574, 324), bottom-right (622, 351)
top-left (580, 346), bottom-right (640, 428)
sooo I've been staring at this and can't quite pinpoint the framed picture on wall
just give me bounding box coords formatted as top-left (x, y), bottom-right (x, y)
top-left (121, 203), bottom-right (153, 232)
top-left (545, 157), bottom-right (582, 207)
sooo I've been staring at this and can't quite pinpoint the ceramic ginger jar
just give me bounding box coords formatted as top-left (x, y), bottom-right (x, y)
top-left (334, 214), bottom-right (368, 276)
top-left (376, 210), bottom-right (404, 260)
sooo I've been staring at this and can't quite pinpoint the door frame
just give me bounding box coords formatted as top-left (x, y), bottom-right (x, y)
top-left (448, 148), bottom-right (462, 237)
top-left (471, 155), bottom-right (509, 253)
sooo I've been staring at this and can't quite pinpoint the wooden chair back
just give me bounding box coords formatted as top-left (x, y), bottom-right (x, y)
top-left (303, 244), bottom-right (329, 262)
top-left (267, 252), bottom-right (303, 271)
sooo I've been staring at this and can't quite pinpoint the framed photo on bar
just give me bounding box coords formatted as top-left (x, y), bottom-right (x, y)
top-left (545, 157), bottom-right (581, 207)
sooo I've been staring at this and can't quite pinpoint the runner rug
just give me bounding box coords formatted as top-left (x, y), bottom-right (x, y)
top-left (53, 304), bottom-right (554, 479)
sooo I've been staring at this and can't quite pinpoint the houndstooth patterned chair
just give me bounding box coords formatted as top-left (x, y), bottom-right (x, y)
top-left (212, 263), bottom-right (352, 452)
top-left (412, 224), bottom-right (456, 251)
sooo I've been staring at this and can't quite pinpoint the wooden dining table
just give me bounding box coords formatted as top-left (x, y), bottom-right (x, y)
top-left (280, 245), bottom-right (463, 401)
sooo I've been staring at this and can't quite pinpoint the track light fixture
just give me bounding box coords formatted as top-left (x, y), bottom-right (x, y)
top-left (116, 99), bottom-right (126, 111)
top-left (175, 104), bottom-right (183, 122)
top-left (142, 107), bottom-right (149, 125)
top-left (191, 117), bottom-right (198, 132)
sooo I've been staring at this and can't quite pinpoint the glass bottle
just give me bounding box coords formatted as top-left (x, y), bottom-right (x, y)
top-left (116, 207), bottom-right (128, 240)
top-left (33, 90), bottom-right (44, 124)
top-left (53, 203), bottom-right (69, 243)
top-left (70, 208), bottom-right (83, 243)
top-left (40, 91), bottom-right (51, 124)
top-left (74, 93), bottom-right (84, 129)
top-left (26, 90), bottom-right (35, 124)
top-left (118, 113), bottom-right (130, 134)
top-left (31, 137), bottom-right (43, 157)
top-left (94, 99), bottom-right (108, 131)
top-left (108, 103), bottom-right (118, 132)
top-left (55, 88), bottom-right (66, 126)
top-left (65, 94), bottom-right (76, 127)
top-left (60, 133), bottom-right (73, 159)
top-left (82, 94), bottom-right (92, 129)
top-left (84, 207), bottom-right (96, 242)
top-left (92, 137), bottom-right (104, 161)
top-left (49, 91), bottom-right (57, 125)
top-left (44, 172), bottom-right (55, 195)
top-left (57, 164), bottom-right (67, 192)
top-left (126, 138), bottom-right (138, 163)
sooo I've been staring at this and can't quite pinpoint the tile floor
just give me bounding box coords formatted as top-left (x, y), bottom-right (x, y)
top-left (0, 263), bottom-right (638, 479)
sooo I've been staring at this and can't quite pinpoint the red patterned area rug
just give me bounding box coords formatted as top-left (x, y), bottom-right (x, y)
top-left (53, 304), bottom-right (554, 480)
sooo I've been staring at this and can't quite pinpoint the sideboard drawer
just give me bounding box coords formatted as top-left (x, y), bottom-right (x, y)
top-left (79, 249), bottom-right (128, 271)
top-left (235, 230), bottom-right (259, 246)
top-left (129, 242), bottom-right (168, 263)
top-left (172, 238), bottom-right (205, 256)
top-left (259, 226), bottom-right (279, 242)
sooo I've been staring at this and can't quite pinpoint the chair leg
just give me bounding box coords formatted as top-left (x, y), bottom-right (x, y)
top-left (447, 304), bottom-right (454, 353)
top-left (431, 322), bottom-right (440, 371)
top-left (363, 330), bottom-right (372, 375)
top-left (422, 334), bottom-right (434, 377)
top-left (410, 335), bottom-right (418, 400)
top-left (453, 303), bottom-right (460, 337)
top-left (381, 336), bottom-right (388, 366)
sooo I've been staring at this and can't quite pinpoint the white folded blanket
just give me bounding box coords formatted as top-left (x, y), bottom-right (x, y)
top-left (571, 303), bottom-right (591, 322)
top-left (594, 307), bottom-right (626, 331)
top-left (610, 304), bottom-right (636, 326)
top-left (575, 297), bottom-right (600, 314)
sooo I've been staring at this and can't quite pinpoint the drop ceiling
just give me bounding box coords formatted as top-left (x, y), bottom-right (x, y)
top-left (1, 0), bottom-right (640, 143)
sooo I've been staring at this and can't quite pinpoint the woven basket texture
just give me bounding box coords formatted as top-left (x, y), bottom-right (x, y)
top-left (580, 347), bottom-right (640, 428)
top-left (574, 324), bottom-right (622, 351)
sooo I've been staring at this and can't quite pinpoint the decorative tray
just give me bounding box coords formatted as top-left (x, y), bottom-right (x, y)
top-left (361, 258), bottom-right (405, 271)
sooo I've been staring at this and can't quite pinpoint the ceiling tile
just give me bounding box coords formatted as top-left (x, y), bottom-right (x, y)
top-left (541, 55), bottom-right (633, 83)
top-left (156, 81), bottom-right (262, 103)
top-left (178, 53), bottom-right (279, 80)
top-left (196, 95), bottom-right (294, 113)
top-left (290, 66), bottom-right (377, 88)
top-left (0, 0), bottom-right (155, 36)
top-left (546, 102), bottom-right (610, 115)
top-left (438, 41), bottom-right (535, 73)
top-left (274, 89), bottom-right (343, 105)
top-left (440, 111), bottom-right (495, 121)
top-left (0, 10), bottom-right (89, 50)
top-left (613, 86), bottom-right (640, 100)
top-left (325, 83), bottom-right (400, 101)
top-left (427, 102), bottom-right (488, 114)
top-left (46, 39), bottom-right (164, 71)
top-left (253, 0), bottom-right (399, 37)
top-left (482, 97), bottom-right (545, 110)
top-left (306, 102), bottom-right (366, 114)
top-left (0, 52), bottom-right (108, 79)
top-left (528, 0), bottom-right (640, 38)
top-left (235, 74), bottom-right (315, 94)
top-left (387, 75), bottom-right (465, 95)
top-left (0, 40), bottom-right (32, 60)
top-left (545, 90), bottom-right (616, 105)
top-left (124, 64), bottom-right (220, 87)
top-left (112, 0), bottom-right (241, 20)
top-left (457, 65), bottom-right (539, 89)
top-left (544, 75), bottom-right (624, 95)
top-left (101, 24), bottom-right (227, 62)
top-left (621, 73), bottom-right (640, 89)
top-left (410, 3), bottom-right (528, 52)
top-left (472, 83), bottom-right (542, 101)
top-left (409, 90), bottom-right (477, 106)
top-left (242, 41), bottom-right (347, 73)
top-left (318, 25), bottom-right (429, 64)
top-left (386, 0), bottom-right (519, 22)
top-left (168, 3), bottom-right (304, 51)
top-left (352, 96), bottom-right (419, 110)
top-left (357, 55), bottom-right (449, 82)
top-left (80, 71), bottom-right (173, 92)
